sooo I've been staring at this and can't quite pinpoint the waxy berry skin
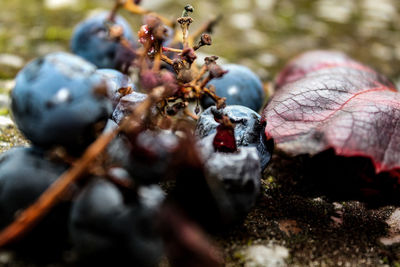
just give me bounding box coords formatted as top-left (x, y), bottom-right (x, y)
top-left (111, 92), bottom-right (148, 124)
top-left (69, 179), bottom-right (163, 267)
top-left (200, 137), bottom-right (262, 223)
top-left (96, 68), bottom-right (136, 108)
top-left (107, 130), bottom-right (179, 185)
top-left (0, 147), bottom-right (70, 253)
top-left (11, 52), bottom-right (112, 152)
top-left (202, 64), bottom-right (265, 112)
top-left (71, 12), bottom-right (135, 70)
top-left (196, 105), bottom-right (272, 170)
top-left (173, 135), bottom-right (261, 230)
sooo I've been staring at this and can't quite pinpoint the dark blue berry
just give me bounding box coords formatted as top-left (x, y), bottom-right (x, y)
top-left (0, 147), bottom-right (70, 255)
top-left (71, 12), bottom-right (136, 70)
top-left (11, 52), bottom-right (112, 152)
top-left (107, 130), bottom-right (179, 185)
top-left (69, 178), bottom-right (163, 267)
top-left (201, 136), bottom-right (261, 223)
top-left (196, 105), bottom-right (272, 170)
top-left (173, 138), bottom-right (261, 229)
top-left (111, 92), bottom-right (147, 124)
top-left (96, 68), bottom-right (136, 108)
top-left (202, 64), bottom-right (265, 111)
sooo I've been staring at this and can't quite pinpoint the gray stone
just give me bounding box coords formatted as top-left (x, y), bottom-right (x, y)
top-left (243, 244), bottom-right (289, 267)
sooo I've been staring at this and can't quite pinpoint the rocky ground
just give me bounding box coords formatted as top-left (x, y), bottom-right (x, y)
top-left (1, 0), bottom-right (400, 266)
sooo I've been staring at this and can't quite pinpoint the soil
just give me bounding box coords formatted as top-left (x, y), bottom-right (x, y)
top-left (219, 153), bottom-right (400, 266)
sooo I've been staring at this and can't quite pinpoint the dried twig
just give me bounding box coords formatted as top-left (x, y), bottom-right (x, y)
top-left (0, 86), bottom-right (167, 247)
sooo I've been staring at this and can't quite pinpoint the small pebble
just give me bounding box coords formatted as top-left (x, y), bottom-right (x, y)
top-left (0, 54), bottom-right (24, 69)
top-left (243, 244), bottom-right (289, 267)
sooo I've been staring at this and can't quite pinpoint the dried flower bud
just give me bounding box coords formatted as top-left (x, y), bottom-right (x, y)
top-left (144, 15), bottom-right (162, 30)
top-left (177, 16), bottom-right (194, 26)
top-left (194, 33), bottom-right (212, 50)
top-left (180, 47), bottom-right (197, 65)
top-left (172, 58), bottom-right (184, 73)
top-left (182, 4), bottom-right (194, 17)
top-left (153, 25), bottom-right (168, 42)
top-left (177, 69), bottom-right (193, 84)
top-left (200, 34), bottom-right (212, 46)
top-left (208, 64), bottom-right (227, 79)
top-left (204, 56), bottom-right (218, 65)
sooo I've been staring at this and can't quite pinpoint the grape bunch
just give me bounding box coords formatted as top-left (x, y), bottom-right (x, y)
top-left (0, 1), bottom-right (272, 266)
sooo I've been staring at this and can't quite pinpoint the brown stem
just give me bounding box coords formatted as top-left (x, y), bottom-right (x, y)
top-left (188, 15), bottom-right (221, 46)
top-left (152, 43), bottom-right (162, 72)
top-left (138, 40), bottom-right (152, 71)
top-left (183, 108), bottom-right (199, 120)
top-left (119, 37), bottom-right (138, 55)
top-left (203, 87), bottom-right (226, 109)
top-left (199, 76), bottom-right (211, 89)
top-left (163, 47), bottom-right (183, 53)
top-left (0, 129), bottom-right (119, 247)
top-left (161, 54), bottom-right (174, 66)
top-left (108, 0), bottom-right (123, 22)
top-left (181, 24), bottom-right (189, 47)
top-left (191, 65), bottom-right (207, 85)
top-left (123, 1), bottom-right (173, 27)
top-left (0, 86), bottom-right (167, 248)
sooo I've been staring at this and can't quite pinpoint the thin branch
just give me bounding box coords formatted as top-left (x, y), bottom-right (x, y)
top-left (123, 1), bottom-right (174, 27)
top-left (0, 86), bottom-right (167, 247)
top-left (0, 129), bottom-right (118, 247)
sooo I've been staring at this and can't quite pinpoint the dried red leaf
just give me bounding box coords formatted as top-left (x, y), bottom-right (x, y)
top-left (274, 50), bottom-right (387, 90)
top-left (263, 50), bottom-right (400, 173)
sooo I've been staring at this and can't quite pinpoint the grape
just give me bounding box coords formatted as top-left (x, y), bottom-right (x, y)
top-left (11, 52), bottom-right (112, 153)
top-left (71, 12), bottom-right (136, 70)
top-left (202, 64), bottom-right (265, 111)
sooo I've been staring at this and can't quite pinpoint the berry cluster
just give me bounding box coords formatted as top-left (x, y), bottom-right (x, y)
top-left (0, 1), bottom-right (272, 265)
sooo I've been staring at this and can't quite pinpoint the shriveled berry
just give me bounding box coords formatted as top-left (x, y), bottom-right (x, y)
top-left (111, 92), bottom-right (148, 124)
top-left (196, 105), bottom-right (272, 170)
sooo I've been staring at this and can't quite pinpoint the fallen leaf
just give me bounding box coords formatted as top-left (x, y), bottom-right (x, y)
top-left (263, 50), bottom-right (400, 174)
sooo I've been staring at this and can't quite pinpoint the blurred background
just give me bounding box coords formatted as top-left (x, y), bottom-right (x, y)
top-left (1, 0), bottom-right (400, 83)
top-left (0, 1), bottom-right (400, 265)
